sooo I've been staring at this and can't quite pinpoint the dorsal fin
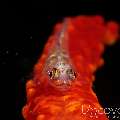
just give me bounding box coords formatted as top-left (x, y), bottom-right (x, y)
top-left (55, 18), bottom-right (69, 51)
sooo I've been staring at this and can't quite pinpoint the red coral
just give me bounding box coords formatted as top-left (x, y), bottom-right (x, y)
top-left (22, 16), bottom-right (119, 120)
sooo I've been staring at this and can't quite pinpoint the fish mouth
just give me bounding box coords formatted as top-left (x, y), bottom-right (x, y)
top-left (48, 79), bottom-right (74, 91)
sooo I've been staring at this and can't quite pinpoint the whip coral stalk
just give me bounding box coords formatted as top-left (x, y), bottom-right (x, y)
top-left (22, 16), bottom-right (119, 120)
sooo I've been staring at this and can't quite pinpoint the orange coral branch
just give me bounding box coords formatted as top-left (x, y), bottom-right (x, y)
top-left (22, 16), bottom-right (119, 120)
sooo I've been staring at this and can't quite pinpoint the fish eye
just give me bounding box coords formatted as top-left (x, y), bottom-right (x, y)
top-left (66, 68), bottom-right (76, 80)
top-left (48, 68), bottom-right (60, 79)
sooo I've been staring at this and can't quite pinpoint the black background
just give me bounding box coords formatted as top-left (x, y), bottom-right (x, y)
top-left (4, 1), bottom-right (120, 120)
